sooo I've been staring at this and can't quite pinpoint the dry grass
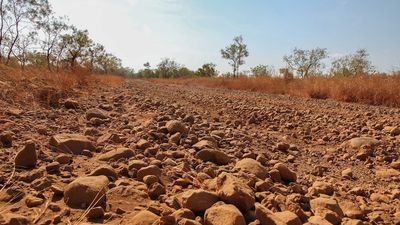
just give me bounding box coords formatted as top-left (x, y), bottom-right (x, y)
top-left (151, 75), bottom-right (400, 107)
top-left (0, 65), bottom-right (124, 108)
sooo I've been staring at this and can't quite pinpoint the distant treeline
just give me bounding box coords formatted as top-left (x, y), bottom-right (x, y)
top-left (0, 0), bottom-right (133, 76)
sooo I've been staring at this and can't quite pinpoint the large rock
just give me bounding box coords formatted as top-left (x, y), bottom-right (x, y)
top-left (64, 176), bottom-right (109, 208)
top-left (204, 203), bottom-right (246, 225)
top-left (137, 165), bottom-right (161, 181)
top-left (98, 147), bottom-right (134, 161)
top-left (235, 158), bottom-right (268, 179)
top-left (126, 210), bottom-right (160, 225)
top-left (15, 141), bottom-right (37, 168)
top-left (196, 149), bottom-right (231, 165)
top-left (375, 167), bottom-right (400, 177)
top-left (310, 197), bottom-right (344, 225)
top-left (181, 189), bottom-right (219, 212)
top-left (166, 120), bottom-right (187, 134)
top-left (193, 140), bottom-right (217, 150)
top-left (216, 172), bottom-right (255, 211)
top-left (86, 108), bottom-right (109, 120)
top-left (50, 134), bottom-right (95, 155)
top-left (0, 213), bottom-right (30, 225)
top-left (90, 165), bottom-right (118, 181)
top-left (273, 163), bottom-right (297, 182)
top-left (255, 203), bottom-right (302, 225)
top-left (347, 137), bottom-right (379, 149)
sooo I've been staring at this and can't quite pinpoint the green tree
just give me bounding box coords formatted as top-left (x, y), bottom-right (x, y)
top-left (156, 58), bottom-right (179, 78)
top-left (195, 63), bottom-right (218, 77)
top-left (331, 49), bottom-right (374, 77)
top-left (283, 47), bottom-right (328, 78)
top-left (61, 27), bottom-right (91, 70)
top-left (221, 35), bottom-right (249, 78)
top-left (251, 65), bottom-right (274, 76)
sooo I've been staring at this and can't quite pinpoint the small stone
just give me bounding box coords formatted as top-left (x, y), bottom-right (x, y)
top-left (15, 141), bottom-right (37, 169)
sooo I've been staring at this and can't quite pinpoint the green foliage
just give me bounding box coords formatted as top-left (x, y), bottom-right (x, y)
top-left (251, 65), bottom-right (274, 76)
top-left (195, 63), bottom-right (218, 77)
top-left (221, 35), bottom-right (249, 77)
top-left (331, 49), bottom-right (374, 77)
top-left (283, 47), bottom-right (328, 78)
top-left (155, 58), bottom-right (193, 78)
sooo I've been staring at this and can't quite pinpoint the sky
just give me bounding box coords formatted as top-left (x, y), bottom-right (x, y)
top-left (51, 0), bottom-right (400, 73)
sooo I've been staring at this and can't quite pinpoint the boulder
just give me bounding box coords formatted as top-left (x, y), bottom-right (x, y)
top-left (90, 165), bottom-right (118, 181)
top-left (347, 137), bottom-right (379, 149)
top-left (50, 134), bottom-right (95, 155)
top-left (310, 197), bottom-right (344, 225)
top-left (86, 108), bottom-right (109, 120)
top-left (204, 203), bottom-right (246, 225)
top-left (15, 141), bottom-right (37, 168)
top-left (216, 172), bottom-right (255, 211)
top-left (273, 163), bottom-right (297, 182)
top-left (166, 120), bottom-right (187, 134)
top-left (193, 140), bottom-right (217, 150)
top-left (98, 147), bottom-right (134, 161)
top-left (181, 189), bottom-right (219, 212)
top-left (255, 203), bottom-right (302, 225)
top-left (196, 149), bottom-right (231, 165)
top-left (137, 165), bottom-right (161, 181)
top-left (235, 158), bottom-right (268, 179)
top-left (64, 176), bottom-right (109, 208)
top-left (126, 210), bottom-right (160, 225)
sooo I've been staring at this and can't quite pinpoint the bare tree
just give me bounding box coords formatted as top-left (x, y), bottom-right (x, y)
top-left (283, 47), bottom-right (328, 78)
top-left (221, 35), bottom-right (249, 78)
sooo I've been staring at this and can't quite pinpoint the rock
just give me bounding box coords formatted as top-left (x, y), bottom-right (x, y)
top-left (98, 147), bottom-right (134, 161)
top-left (171, 208), bottom-right (196, 221)
top-left (255, 203), bottom-right (302, 225)
top-left (277, 142), bottom-right (290, 152)
top-left (216, 172), bottom-right (255, 211)
top-left (196, 149), bottom-right (232, 165)
top-left (169, 132), bottom-right (182, 144)
top-left (204, 203), bottom-right (246, 225)
top-left (235, 158), bottom-right (268, 179)
top-left (339, 201), bottom-right (364, 219)
top-left (46, 162), bottom-right (60, 173)
top-left (56, 154), bottom-right (72, 164)
top-left (137, 139), bottom-right (151, 150)
top-left (148, 182), bottom-right (166, 199)
top-left (347, 137), bottom-right (379, 149)
top-left (86, 108), bottom-right (109, 120)
top-left (128, 160), bottom-right (147, 170)
top-left (375, 167), bottom-right (400, 177)
top-left (143, 175), bottom-right (159, 186)
top-left (64, 176), bottom-right (109, 208)
top-left (166, 120), bottom-right (187, 134)
top-left (307, 216), bottom-right (332, 225)
top-left (25, 195), bottom-right (44, 207)
top-left (273, 163), bottom-right (297, 182)
top-left (90, 165), bottom-right (118, 181)
top-left (341, 168), bottom-right (353, 179)
top-left (50, 134), bottom-right (95, 155)
top-left (137, 165), bottom-right (161, 181)
top-left (0, 213), bottom-right (30, 225)
top-left (193, 139), bottom-right (217, 150)
top-left (64, 99), bottom-right (79, 109)
top-left (0, 132), bottom-right (13, 148)
top-left (181, 189), bottom-right (219, 212)
top-left (87, 206), bottom-right (105, 219)
top-left (310, 181), bottom-right (334, 196)
top-left (389, 126), bottom-right (400, 136)
top-left (126, 210), bottom-right (160, 225)
top-left (310, 197), bottom-right (344, 225)
top-left (15, 141), bottom-right (37, 168)
top-left (390, 161), bottom-right (400, 170)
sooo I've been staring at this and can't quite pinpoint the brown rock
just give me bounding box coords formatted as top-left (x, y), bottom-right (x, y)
top-left (273, 163), bottom-right (297, 182)
top-left (90, 165), bottom-right (118, 181)
top-left (204, 203), bottom-right (246, 225)
top-left (137, 165), bottom-right (161, 181)
top-left (217, 172), bottom-right (255, 211)
top-left (50, 134), bottom-right (95, 155)
top-left (15, 141), bottom-right (37, 168)
top-left (235, 158), bottom-right (268, 179)
top-left (196, 149), bottom-right (232, 165)
top-left (98, 147), bottom-right (134, 161)
top-left (64, 176), bottom-right (109, 208)
top-left (126, 210), bottom-right (160, 225)
top-left (181, 189), bottom-right (219, 212)
top-left (166, 120), bottom-right (187, 134)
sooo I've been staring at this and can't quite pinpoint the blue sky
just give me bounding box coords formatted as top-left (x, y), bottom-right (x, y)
top-left (52, 0), bottom-right (400, 73)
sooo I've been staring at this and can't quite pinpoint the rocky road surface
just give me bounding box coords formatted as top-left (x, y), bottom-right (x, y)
top-left (0, 79), bottom-right (399, 225)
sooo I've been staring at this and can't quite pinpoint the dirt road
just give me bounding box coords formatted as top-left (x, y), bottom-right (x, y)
top-left (0, 79), bottom-right (399, 224)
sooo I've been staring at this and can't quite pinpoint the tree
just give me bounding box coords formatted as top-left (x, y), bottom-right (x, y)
top-left (61, 27), bottom-right (91, 70)
top-left (221, 35), bottom-right (249, 78)
top-left (37, 15), bottom-right (69, 70)
top-left (3, 0), bottom-right (50, 64)
top-left (331, 49), bottom-right (374, 77)
top-left (251, 64), bottom-right (274, 76)
top-left (195, 63), bottom-right (218, 77)
top-left (283, 47), bottom-right (328, 78)
top-left (156, 58), bottom-right (180, 78)
top-left (13, 31), bottom-right (35, 69)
